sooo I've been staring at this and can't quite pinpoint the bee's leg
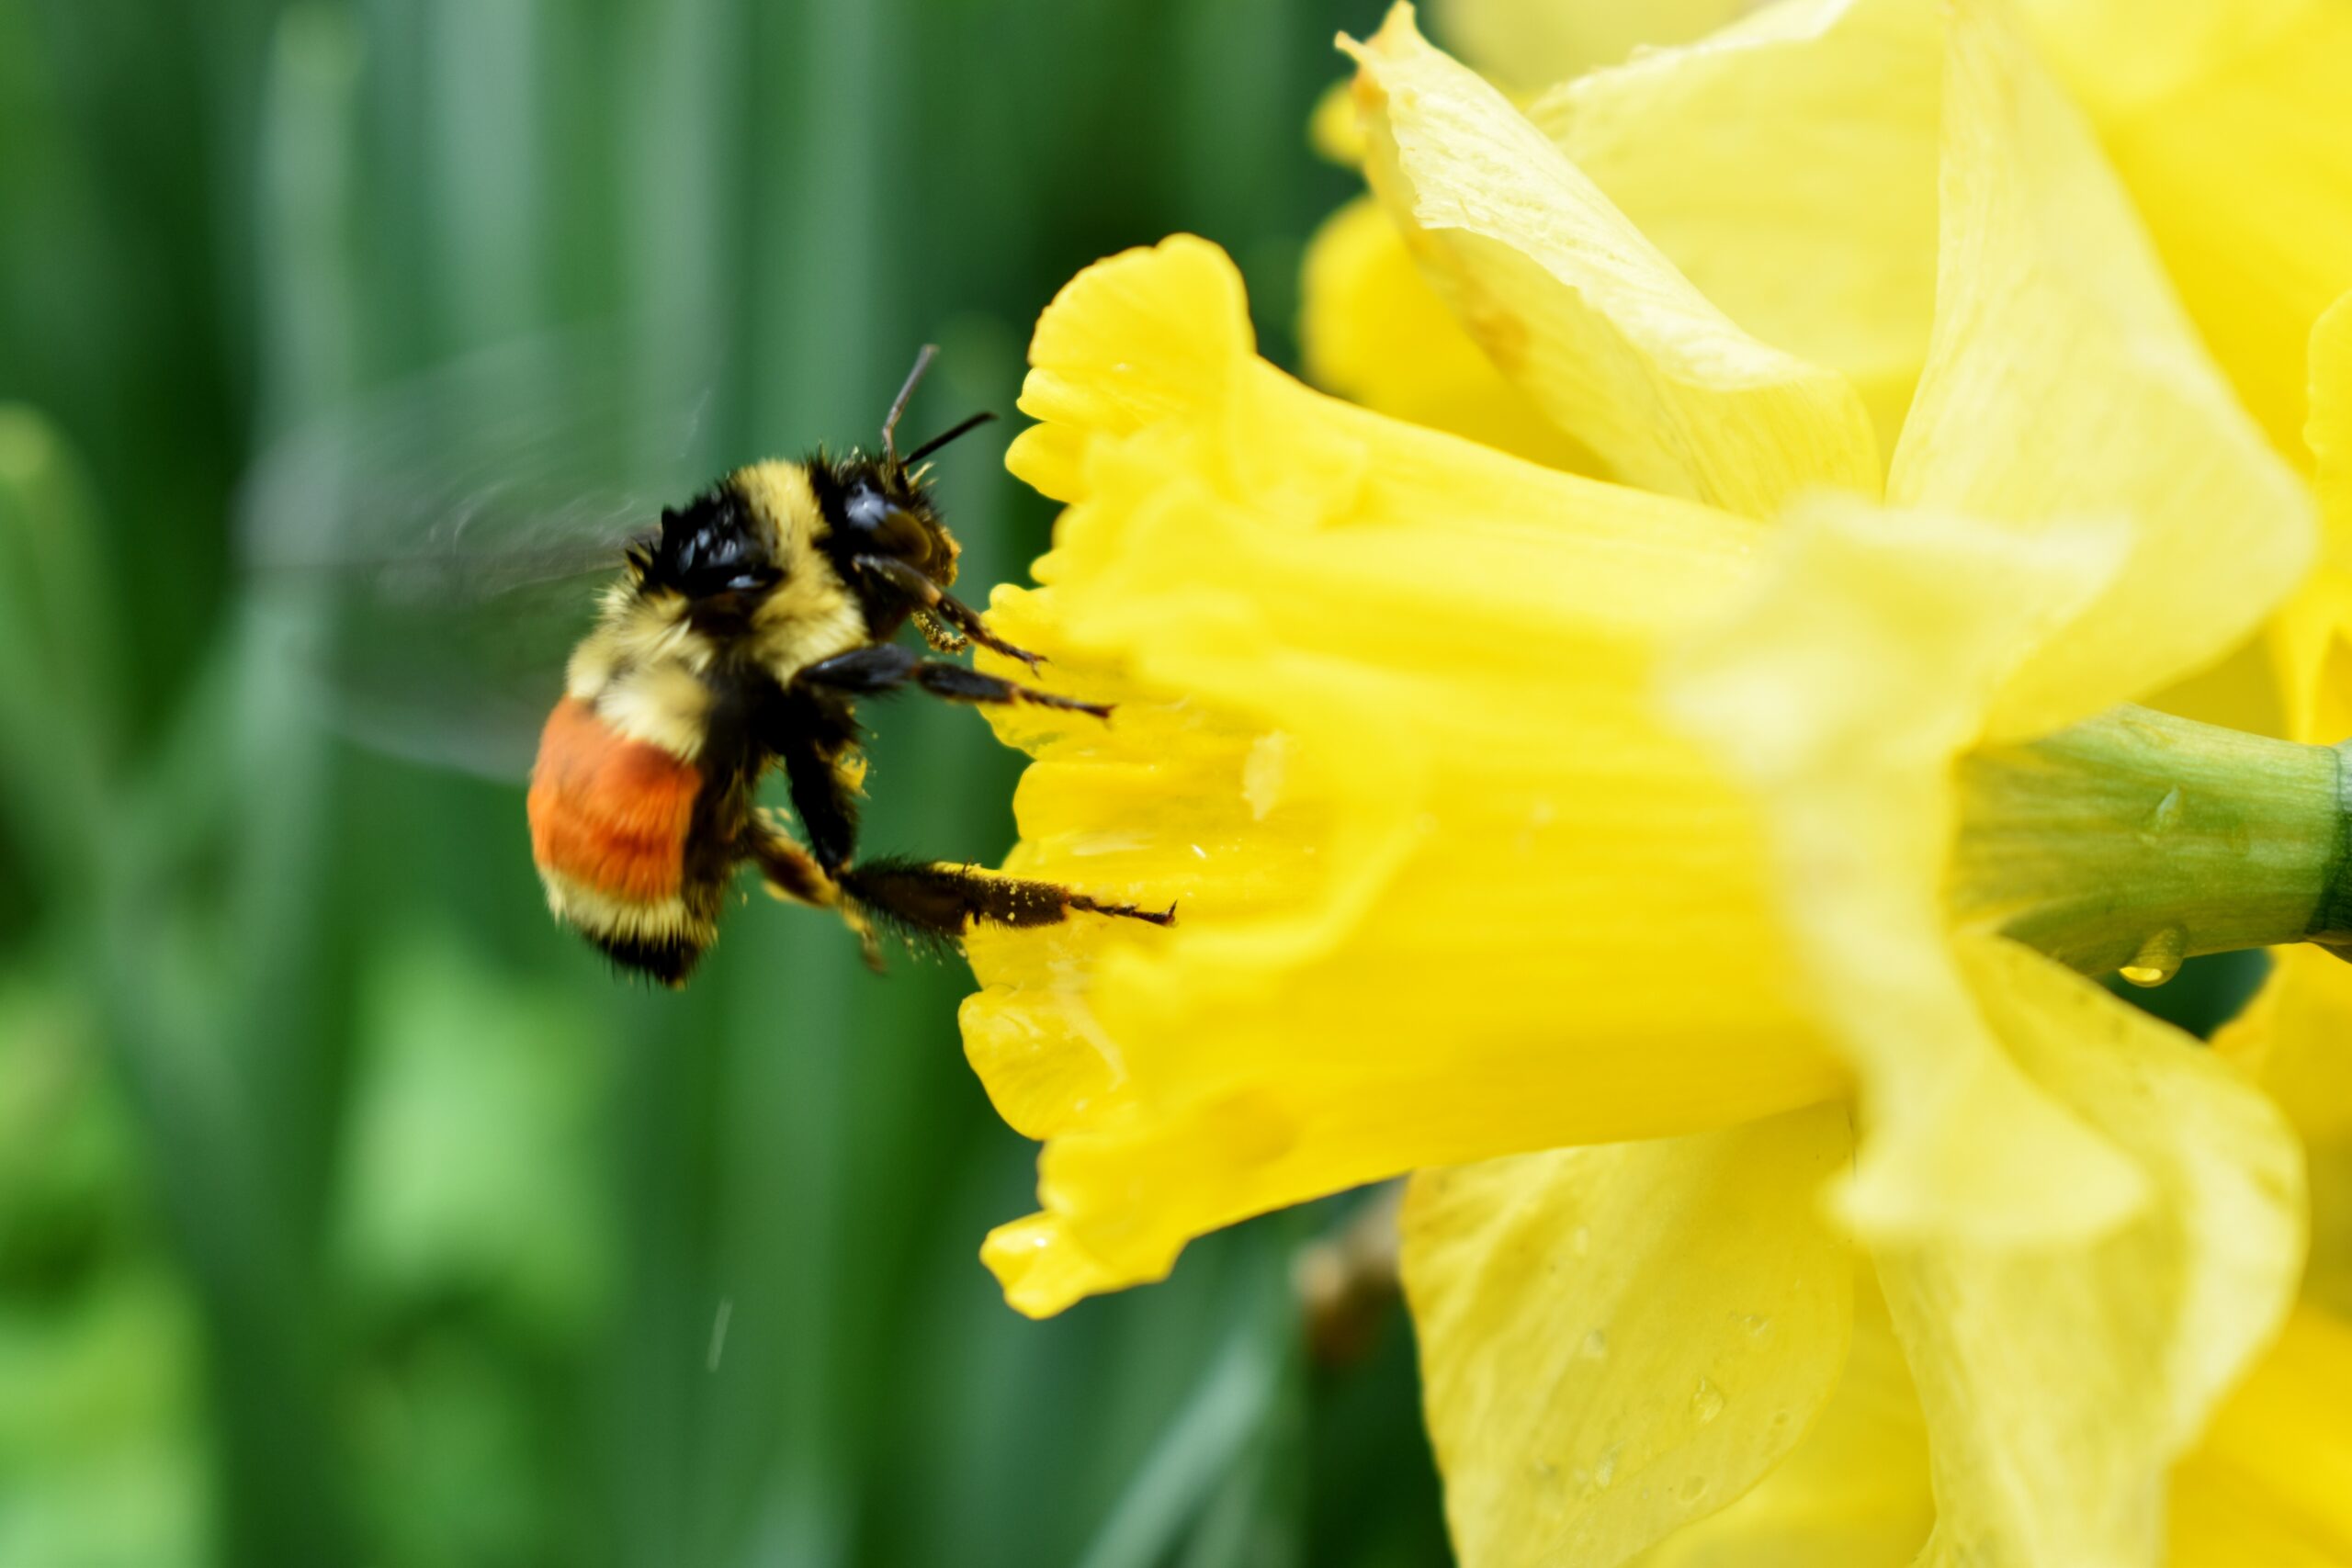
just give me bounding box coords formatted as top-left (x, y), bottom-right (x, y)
top-left (850, 555), bottom-right (1044, 671)
top-left (772, 698), bottom-right (864, 874)
top-left (837, 857), bottom-right (1176, 942)
top-left (766, 700), bottom-right (893, 968)
top-left (743, 811), bottom-right (839, 907)
top-left (795, 644), bottom-right (1111, 719)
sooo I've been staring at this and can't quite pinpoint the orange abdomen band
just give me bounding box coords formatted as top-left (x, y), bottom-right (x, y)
top-left (527, 697), bottom-right (701, 902)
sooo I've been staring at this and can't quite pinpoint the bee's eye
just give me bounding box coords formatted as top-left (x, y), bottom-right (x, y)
top-left (843, 483), bottom-right (895, 533)
top-left (842, 479), bottom-right (944, 570)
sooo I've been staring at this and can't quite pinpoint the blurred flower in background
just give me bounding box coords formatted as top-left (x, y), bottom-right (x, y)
top-left (959, 0), bottom-right (2352, 1563)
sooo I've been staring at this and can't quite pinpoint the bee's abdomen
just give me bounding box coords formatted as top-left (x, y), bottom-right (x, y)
top-left (527, 696), bottom-right (712, 982)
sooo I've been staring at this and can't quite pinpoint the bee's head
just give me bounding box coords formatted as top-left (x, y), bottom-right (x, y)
top-left (639, 482), bottom-right (783, 601)
top-left (812, 454), bottom-right (961, 589)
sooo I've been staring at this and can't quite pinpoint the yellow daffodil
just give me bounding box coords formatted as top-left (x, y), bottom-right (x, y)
top-left (961, 2), bottom-right (2343, 1563)
top-left (1626, 1285), bottom-right (2352, 1568)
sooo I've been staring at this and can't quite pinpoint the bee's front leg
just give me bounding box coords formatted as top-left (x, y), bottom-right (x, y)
top-left (795, 644), bottom-right (1110, 718)
top-left (851, 555), bottom-right (1044, 671)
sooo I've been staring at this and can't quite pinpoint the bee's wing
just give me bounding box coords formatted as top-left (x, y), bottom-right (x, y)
top-left (240, 329), bottom-right (729, 780)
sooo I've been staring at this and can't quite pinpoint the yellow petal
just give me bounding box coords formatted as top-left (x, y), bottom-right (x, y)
top-left (2171, 1303), bottom-right (2352, 1565)
top-left (2274, 294), bottom-right (2352, 741)
top-left (1633, 1278), bottom-right (1933, 1568)
top-left (1668, 493), bottom-right (2143, 1245)
top-left (1889, 0), bottom-right (2313, 739)
top-left (1879, 934), bottom-right (2304, 1568)
top-left (969, 236), bottom-right (1846, 1315)
top-left (1428, 0), bottom-right (1770, 92)
top-left (2220, 301), bottom-right (2352, 1137)
top-left (2214, 948), bottom-right (2352, 1144)
top-left (1404, 1105), bottom-right (1856, 1568)
top-left (1529, 0), bottom-right (1945, 458)
top-left (2024, 0), bottom-right (2352, 463)
top-left (2134, 632), bottom-right (2293, 741)
top-left (1299, 196), bottom-right (1605, 475)
top-left (1345, 6), bottom-right (1882, 519)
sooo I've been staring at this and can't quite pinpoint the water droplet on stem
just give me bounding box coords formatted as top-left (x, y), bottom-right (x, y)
top-left (2120, 924), bottom-right (2187, 987)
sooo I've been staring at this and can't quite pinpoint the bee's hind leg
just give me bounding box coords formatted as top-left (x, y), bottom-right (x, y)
top-left (745, 814), bottom-right (885, 970)
top-left (838, 858), bottom-right (1175, 946)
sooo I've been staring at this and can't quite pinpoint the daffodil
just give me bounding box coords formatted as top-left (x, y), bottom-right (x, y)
top-left (960, 3), bottom-right (2343, 1563)
top-left (1624, 1285), bottom-right (2352, 1568)
top-left (1306, 0), bottom-right (2352, 719)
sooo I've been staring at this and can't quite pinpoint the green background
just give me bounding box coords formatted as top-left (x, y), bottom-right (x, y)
top-left (0, 1), bottom-right (1453, 1563)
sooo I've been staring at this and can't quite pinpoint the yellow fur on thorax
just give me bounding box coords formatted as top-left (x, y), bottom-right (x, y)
top-left (736, 459), bottom-right (869, 682)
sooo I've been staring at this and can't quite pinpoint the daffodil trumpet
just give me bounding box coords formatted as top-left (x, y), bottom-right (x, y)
top-left (1953, 703), bottom-right (2352, 978)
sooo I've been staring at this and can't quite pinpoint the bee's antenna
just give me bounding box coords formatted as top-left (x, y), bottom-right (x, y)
top-left (882, 343), bottom-right (939, 464)
top-left (901, 410), bottom-right (998, 467)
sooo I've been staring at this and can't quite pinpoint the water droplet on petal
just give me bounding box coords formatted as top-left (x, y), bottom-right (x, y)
top-left (1678, 1475), bottom-right (1708, 1504)
top-left (2120, 924), bottom-right (2187, 987)
top-left (1692, 1377), bottom-right (1725, 1424)
top-left (1593, 1444), bottom-right (1620, 1490)
top-left (1738, 1313), bottom-right (1770, 1338)
top-left (1580, 1329), bottom-right (1609, 1359)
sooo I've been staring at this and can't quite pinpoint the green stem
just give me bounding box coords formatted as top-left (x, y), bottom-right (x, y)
top-left (1951, 704), bottom-right (2349, 976)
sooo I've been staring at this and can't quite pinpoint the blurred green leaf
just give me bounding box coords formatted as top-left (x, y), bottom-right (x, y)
top-left (1077, 1249), bottom-right (1298, 1568)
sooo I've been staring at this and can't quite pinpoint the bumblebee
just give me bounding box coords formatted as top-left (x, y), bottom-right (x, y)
top-left (245, 341), bottom-right (1170, 985)
top-left (525, 349), bottom-right (1169, 982)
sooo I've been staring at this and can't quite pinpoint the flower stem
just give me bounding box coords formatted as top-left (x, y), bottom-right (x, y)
top-left (1951, 705), bottom-right (2350, 976)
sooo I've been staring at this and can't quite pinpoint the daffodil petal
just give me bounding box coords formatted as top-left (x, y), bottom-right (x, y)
top-left (1345, 5), bottom-right (1881, 519)
top-left (1878, 934), bottom-right (2303, 1568)
top-left (2218, 300), bottom-right (2352, 1137)
top-left (1890, 0), bottom-right (2313, 738)
top-left (1300, 196), bottom-right (1605, 474)
top-left (2215, 948), bottom-right (2352, 1144)
top-left (1668, 492), bottom-right (2143, 1245)
top-left (2277, 295), bottom-right (2352, 739)
top-left (2170, 1303), bottom-right (2352, 1565)
top-left (1529, 0), bottom-right (1945, 458)
top-left (2314, 293), bottom-right (2352, 544)
top-left (968, 236), bottom-right (1847, 1316)
top-left (1429, 0), bottom-right (1770, 93)
top-left (2024, 0), bottom-right (2352, 463)
top-left (1632, 1277), bottom-right (1933, 1568)
top-left (1403, 1104), bottom-right (1856, 1568)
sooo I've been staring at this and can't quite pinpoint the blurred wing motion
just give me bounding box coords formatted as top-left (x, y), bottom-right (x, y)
top-left (239, 329), bottom-right (730, 779)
